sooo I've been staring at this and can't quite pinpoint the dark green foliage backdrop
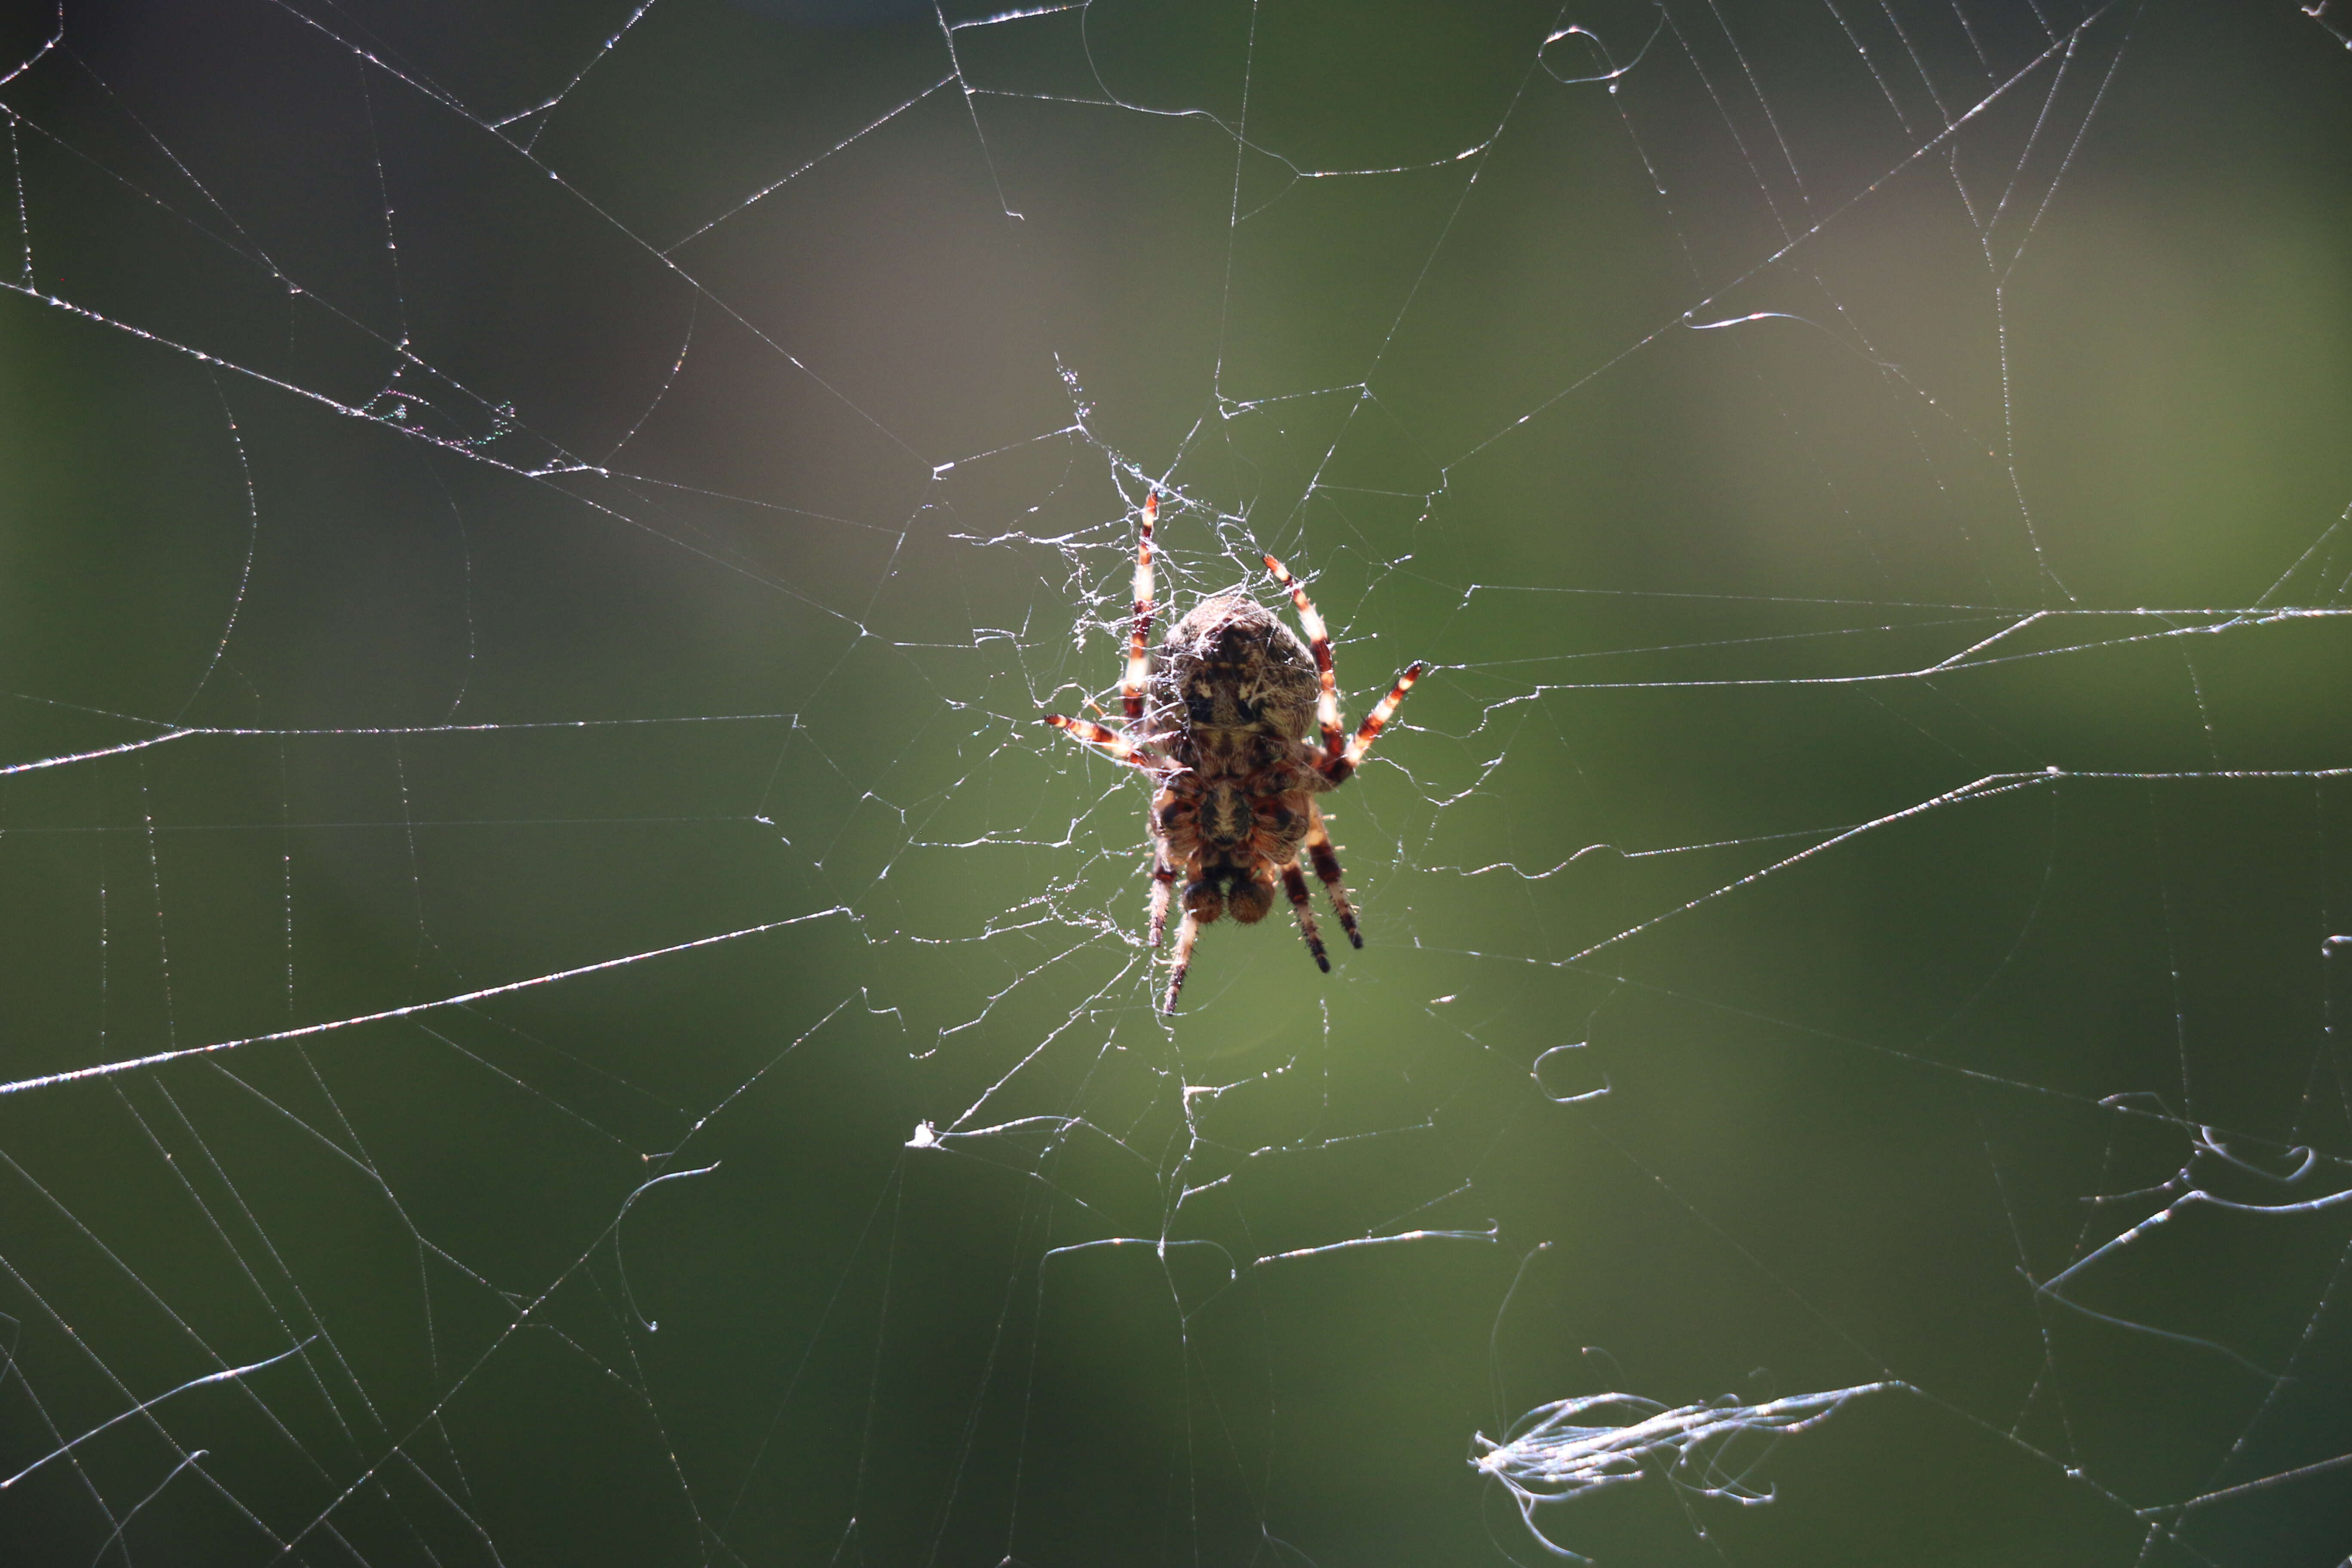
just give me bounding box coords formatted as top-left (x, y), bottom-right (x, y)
top-left (3, 1), bottom-right (2349, 1563)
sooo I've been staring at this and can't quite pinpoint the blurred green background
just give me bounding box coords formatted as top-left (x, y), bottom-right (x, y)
top-left (3, 1), bottom-right (2349, 1563)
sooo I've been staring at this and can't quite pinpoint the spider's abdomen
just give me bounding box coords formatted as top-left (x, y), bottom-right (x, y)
top-left (1153, 593), bottom-right (1318, 744)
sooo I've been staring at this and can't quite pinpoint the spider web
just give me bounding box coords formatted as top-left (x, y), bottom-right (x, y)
top-left (3, 0), bottom-right (2350, 1563)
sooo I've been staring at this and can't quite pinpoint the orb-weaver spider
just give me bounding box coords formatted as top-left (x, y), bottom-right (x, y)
top-left (1044, 494), bottom-right (1421, 1012)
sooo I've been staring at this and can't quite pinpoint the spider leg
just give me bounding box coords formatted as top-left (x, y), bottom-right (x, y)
top-left (1041, 713), bottom-right (1165, 772)
top-left (1303, 802), bottom-right (1362, 949)
top-left (1261, 552), bottom-right (1345, 759)
top-left (1125, 492), bottom-right (1158, 722)
top-left (1323, 662), bottom-right (1423, 784)
top-left (1148, 851), bottom-right (1177, 948)
top-left (1280, 859), bottom-right (1331, 972)
top-left (1164, 910), bottom-right (1201, 1013)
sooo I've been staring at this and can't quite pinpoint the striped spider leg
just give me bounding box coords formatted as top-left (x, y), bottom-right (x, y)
top-left (1325, 659), bottom-right (1422, 785)
top-left (1302, 799), bottom-right (1358, 949)
top-left (1038, 713), bottom-right (1170, 772)
top-left (1124, 490), bottom-right (1157, 720)
top-left (1260, 552), bottom-right (1424, 957)
top-left (1042, 485), bottom-right (1163, 760)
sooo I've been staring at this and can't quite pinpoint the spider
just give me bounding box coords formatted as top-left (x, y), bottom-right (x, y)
top-left (1044, 493), bottom-right (1421, 1013)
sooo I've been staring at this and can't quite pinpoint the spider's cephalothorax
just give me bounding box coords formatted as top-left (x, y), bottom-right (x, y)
top-left (1044, 493), bottom-right (1421, 1012)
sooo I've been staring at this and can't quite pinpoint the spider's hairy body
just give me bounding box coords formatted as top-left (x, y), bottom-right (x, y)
top-left (1149, 594), bottom-right (1324, 931)
top-left (1043, 493), bottom-right (1421, 1012)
